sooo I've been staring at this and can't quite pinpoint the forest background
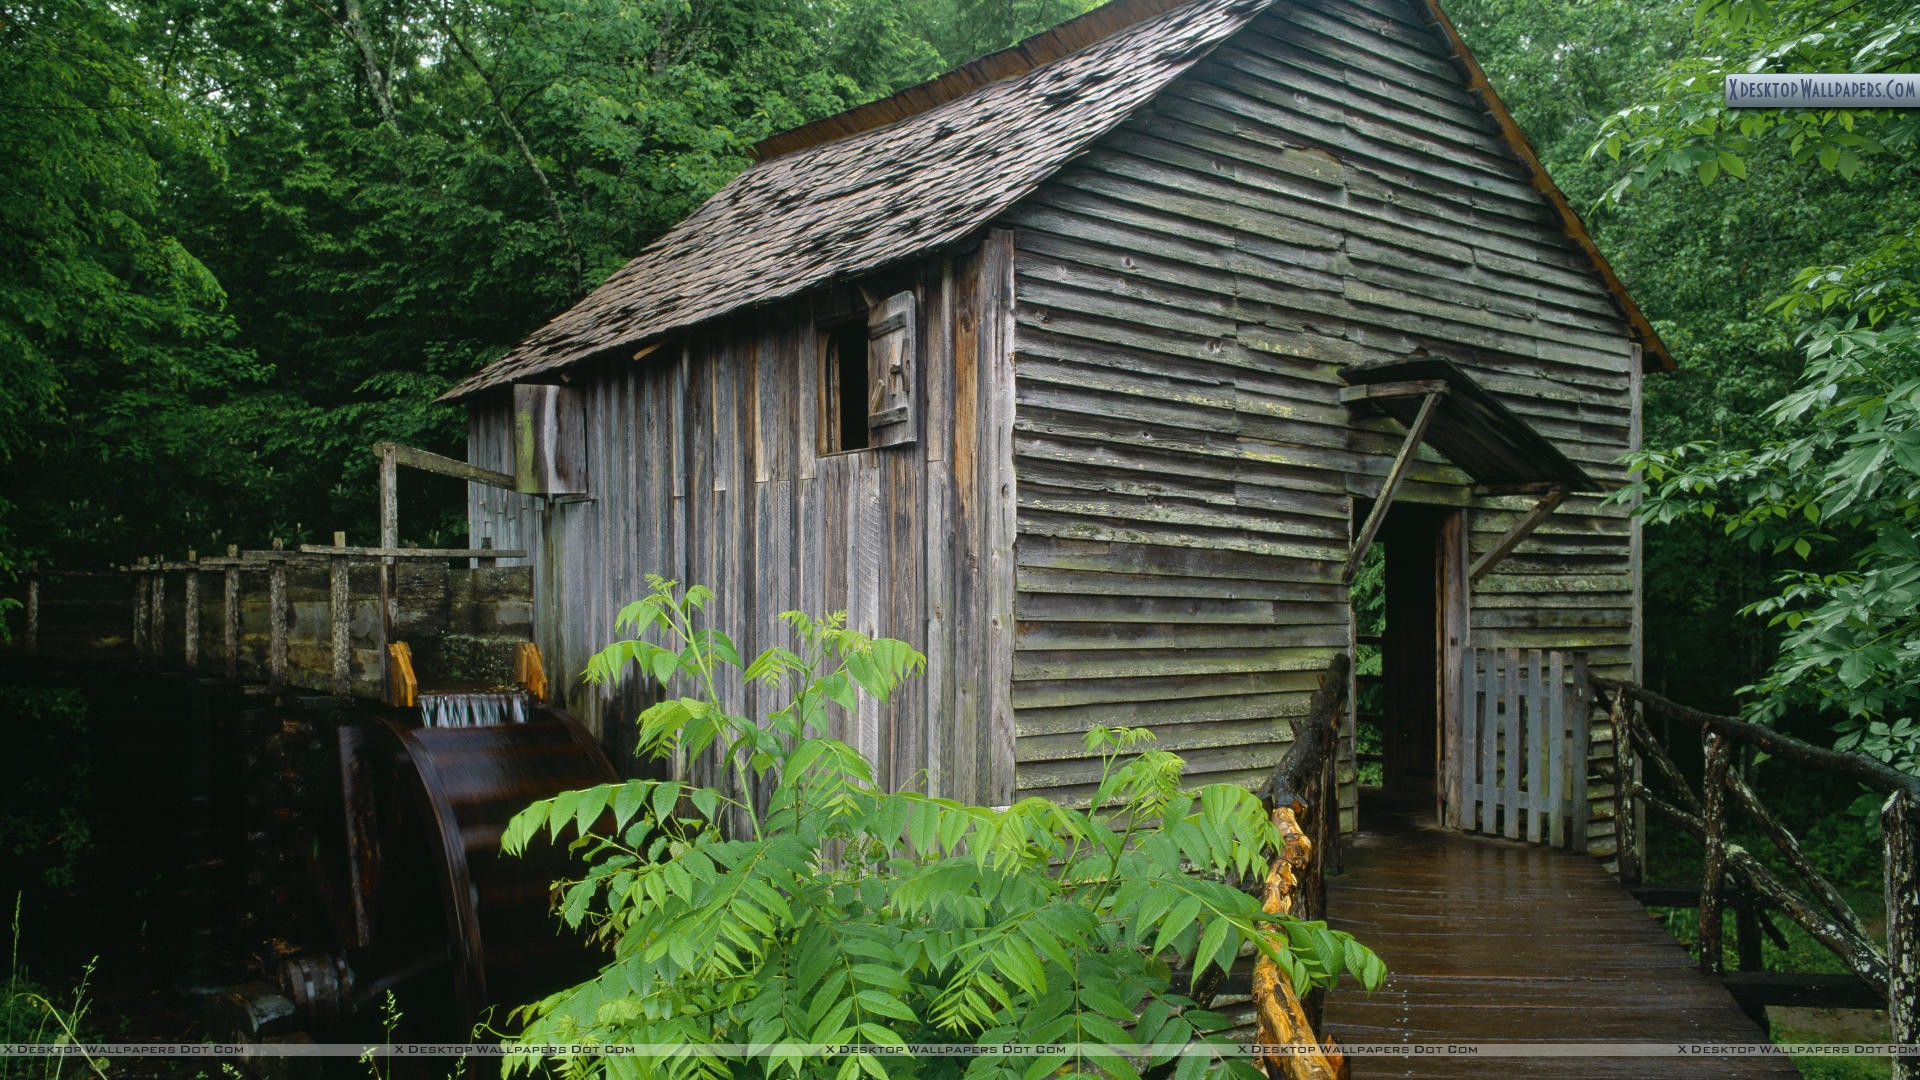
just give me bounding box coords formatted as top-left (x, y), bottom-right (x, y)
top-left (3, 0), bottom-right (1917, 762)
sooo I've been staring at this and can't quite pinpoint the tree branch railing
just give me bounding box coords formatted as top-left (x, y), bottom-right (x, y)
top-left (1247, 652), bottom-right (1352, 1080)
top-left (1595, 678), bottom-right (1919, 1075)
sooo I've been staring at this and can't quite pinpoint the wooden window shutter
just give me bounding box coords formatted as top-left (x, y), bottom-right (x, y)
top-left (866, 291), bottom-right (917, 448)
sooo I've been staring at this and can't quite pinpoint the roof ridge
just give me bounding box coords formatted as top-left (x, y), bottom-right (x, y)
top-left (752, 0), bottom-right (1197, 163)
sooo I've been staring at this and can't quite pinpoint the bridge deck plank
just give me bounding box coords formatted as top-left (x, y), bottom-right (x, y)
top-left (1322, 810), bottom-right (1805, 1078)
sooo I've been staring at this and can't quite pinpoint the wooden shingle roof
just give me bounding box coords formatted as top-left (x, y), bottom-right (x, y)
top-left (444, 0), bottom-right (1675, 402)
top-left (442, 0), bottom-right (1274, 401)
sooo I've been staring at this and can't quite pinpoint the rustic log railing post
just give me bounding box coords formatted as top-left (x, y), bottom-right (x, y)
top-left (222, 546), bottom-right (240, 680)
top-left (1888, 789), bottom-right (1918, 1080)
top-left (183, 552), bottom-right (200, 672)
top-left (268, 540), bottom-right (288, 687)
top-left (1610, 691), bottom-right (1642, 885)
top-left (1699, 730), bottom-right (1730, 975)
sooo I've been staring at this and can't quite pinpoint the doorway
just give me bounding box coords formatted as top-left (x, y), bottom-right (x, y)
top-left (1350, 503), bottom-right (1465, 824)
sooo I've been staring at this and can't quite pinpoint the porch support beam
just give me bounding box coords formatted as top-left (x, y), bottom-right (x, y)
top-left (1343, 390), bottom-right (1443, 585)
top-left (1468, 486), bottom-right (1570, 584)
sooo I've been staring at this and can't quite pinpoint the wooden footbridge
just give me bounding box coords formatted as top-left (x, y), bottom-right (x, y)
top-left (1250, 660), bottom-right (1918, 1080)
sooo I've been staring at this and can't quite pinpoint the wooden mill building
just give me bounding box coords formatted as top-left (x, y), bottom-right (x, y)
top-left (442, 0), bottom-right (1670, 843)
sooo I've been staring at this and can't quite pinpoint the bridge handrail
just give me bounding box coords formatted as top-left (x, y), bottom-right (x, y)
top-left (1594, 678), bottom-right (1920, 799)
top-left (1592, 677), bottom-right (1917, 1077)
top-left (1245, 652), bottom-right (1351, 1080)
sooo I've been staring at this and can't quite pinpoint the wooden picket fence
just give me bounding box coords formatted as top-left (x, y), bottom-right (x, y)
top-left (1453, 647), bottom-right (1591, 848)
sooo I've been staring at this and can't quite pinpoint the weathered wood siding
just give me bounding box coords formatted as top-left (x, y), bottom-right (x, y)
top-left (466, 237), bottom-right (1018, 805)
top-left (999, 0), bottom-right (1640, 831)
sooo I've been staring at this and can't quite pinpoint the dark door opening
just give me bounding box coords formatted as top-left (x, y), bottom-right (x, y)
top-left (1351, 502), bottom-right (1460, 821)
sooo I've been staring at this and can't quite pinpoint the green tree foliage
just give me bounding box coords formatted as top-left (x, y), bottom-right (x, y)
top-left (1583, 0), bottom-right (1920, 770)
top-left (0, 0), bottom-right (264, 571)
top-left (0, 0), bottom-right (1099, 576)
top-left (500, 577), bottom-right (1384, 1080)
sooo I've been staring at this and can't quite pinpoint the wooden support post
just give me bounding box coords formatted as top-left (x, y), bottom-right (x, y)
top-left (24, 571), bottom-right (37, 658)
top-left (223, 550), bottom-right (240, 680)
top-left (1699, 730), bottom-right (1731, 975)
top-left (329, 549), bottom-right (351, 699)
top-left (1344, 391), bottom-right (1442, 584)
top-left (183, 561), bottom-right (200, 671)
top-left (1468, 486), bottom-right (1569, 584)
top-left (268, 545), bottom-right (288, 687)
top-left (1887, 790), bottom-right (1919, 1079)
top-left (378, 444), bottom-right (399, 700)
top-left (379, 445), bottom-right (400, 552)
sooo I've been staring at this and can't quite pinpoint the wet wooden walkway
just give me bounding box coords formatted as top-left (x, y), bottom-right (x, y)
top-left (1321, 805), bottom-right (1800, 1078)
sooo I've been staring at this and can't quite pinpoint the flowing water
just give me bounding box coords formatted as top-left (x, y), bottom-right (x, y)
top-left (418, 692), bottom-right (531, 728)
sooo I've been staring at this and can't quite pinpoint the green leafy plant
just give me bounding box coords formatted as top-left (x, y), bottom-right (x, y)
top-left (501, 576), bottom-right (1383, 1080)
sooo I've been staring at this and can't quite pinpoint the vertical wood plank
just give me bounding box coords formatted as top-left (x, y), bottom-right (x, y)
top-left (850, 456), bottom-right (884, 777)
top-left (888, 435), bottom-right (924, 791)
top-left (1478, 648), bottom-right (1498, 835)
top-left (1501, 647), bottom-right (1521, 840)
top-left (1527, 647), bottom-right (1546, 842)
top-left (921, 259), bottom-right (957, 799)
top-left (1458, 648), bottom-right (1479, 833)
top-left (1572, 652), bottom-right (1591, 848)
top-left (948, 249), bottom-right (982, 805)
top-left (1548, 650), bottom-right (1568, 848)
top-left (981, 229), bottom-right (1018, 807)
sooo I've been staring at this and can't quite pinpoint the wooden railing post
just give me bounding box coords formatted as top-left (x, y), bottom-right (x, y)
top-left (1699, 730), bottom-right (1730, 975)
top-left (1887, 789), bottom-right (1918, 1079)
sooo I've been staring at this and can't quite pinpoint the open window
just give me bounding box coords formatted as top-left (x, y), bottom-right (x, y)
top-left (821, 291), bottom-right (918, 453)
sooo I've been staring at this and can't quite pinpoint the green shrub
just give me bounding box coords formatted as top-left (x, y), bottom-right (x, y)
top-left (501, 577), bottom-right (1383, 1080)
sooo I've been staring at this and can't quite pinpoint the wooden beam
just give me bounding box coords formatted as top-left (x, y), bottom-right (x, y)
top-left (373, 441), bottom-right (517, 491)
top-left (1343, 391), bottom-right (1442, 585)
top-left (1337, 379), bottom-right (1449, 405)
top-left (297, 545), bottom-right (527, 559)
top-left (1467, 486), bottom-right (1570, 583)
